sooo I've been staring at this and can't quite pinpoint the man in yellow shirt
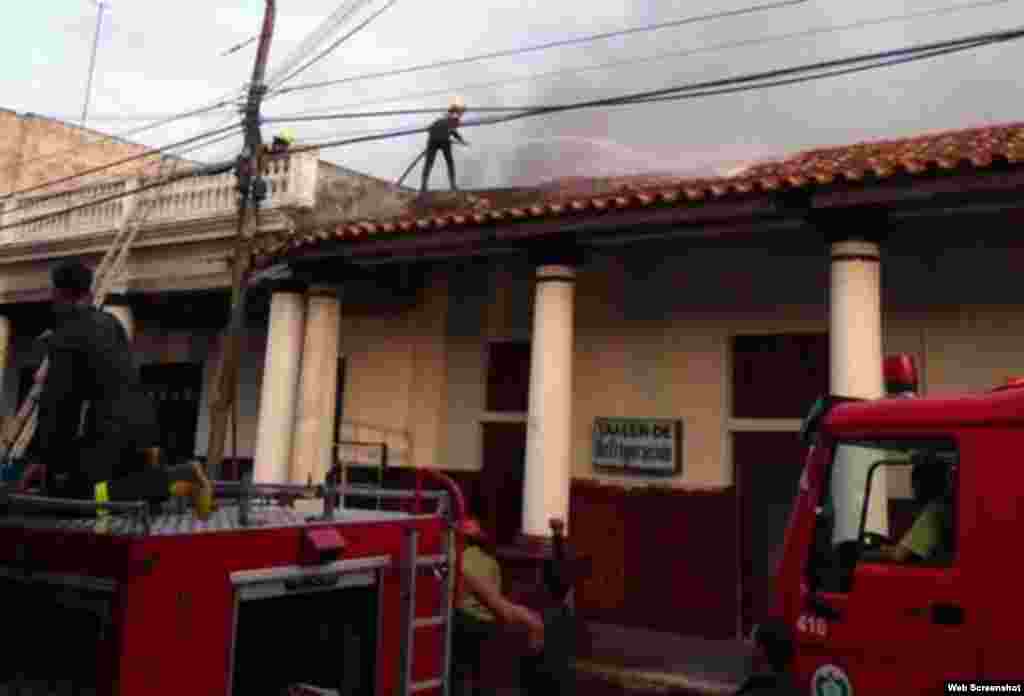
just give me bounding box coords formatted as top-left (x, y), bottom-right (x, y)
top-left (453, 516), bottom-right (501, 696)
top-left (871, 454), bottom-right (953, 563)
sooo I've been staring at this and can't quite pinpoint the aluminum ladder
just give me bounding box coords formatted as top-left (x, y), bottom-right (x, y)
top-left (396, 500), bottom-right (457, 696)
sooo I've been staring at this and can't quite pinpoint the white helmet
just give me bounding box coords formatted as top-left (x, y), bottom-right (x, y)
top-left (449, 96), bottom-right (466, 113)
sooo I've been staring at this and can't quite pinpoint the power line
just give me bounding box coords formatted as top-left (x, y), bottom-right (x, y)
top-left (269, 0), bottom-right (402, 90)
top-left (2, 122), bottom-right (242, 206)
top-left (264, 0), bottom-right (373, 88)
top-left (264, 106), bottom-right (534, 123)
top-left (267, 0), bottom-right (810, 99)
top-left (222, 36), bottom-right (258, 57)
top-left (5, 24), bottom-right (1022, 236)
top-left (469, 29), bottom-right (1024, 128)
top-left (284, 25), bottom-right (1024, 155)
top-left (270, 0), bottom-right (1012, 120)
top-left (0, 127), bottom-right (245, 235)
top-left (7, 97), bottom-right (241, 182)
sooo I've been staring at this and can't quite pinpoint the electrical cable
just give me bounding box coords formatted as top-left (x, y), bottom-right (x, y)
top-left (263, 0), bottom-right (374, 88)
top-left (268, 0), bottom-right (402, 90)
top-left (2, 122), bottom-right (242, 205)
top-left (269, 0), bottom-right (1012, 120)
top-left (4, 96), bottom-right (243, 191)
top-left (266, 0), bottom-right (810, 99)
top-left (0, 126), bottom-right (245, 235)
top-left (282, 25), bottom-right (1024, 155)
top-left (468, 29), bottom-right (1024, 128)
top-left (4, 23), bottom-right (1021, 235)
top-left (264, 106), bottom-right (534, 123)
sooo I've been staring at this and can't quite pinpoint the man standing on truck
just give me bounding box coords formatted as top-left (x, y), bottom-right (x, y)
top-left (18, 260), bottom-right (213, 516)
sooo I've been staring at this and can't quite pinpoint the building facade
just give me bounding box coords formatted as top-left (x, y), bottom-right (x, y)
top-left (2, 114), bottom-right (1024, 639)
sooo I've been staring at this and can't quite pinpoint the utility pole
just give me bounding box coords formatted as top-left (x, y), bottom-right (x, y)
top-left (205, 0), bottom-right (277, 478)
top-left (81, 0), bottom-right (109, 127)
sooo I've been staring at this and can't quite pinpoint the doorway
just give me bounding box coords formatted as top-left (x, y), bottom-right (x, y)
top-left (479, 422), bottom-right (526, 547)
top-left (734, 430), bottom-right (806, 638)
top-left (139, 362), bottom-right (203, 464)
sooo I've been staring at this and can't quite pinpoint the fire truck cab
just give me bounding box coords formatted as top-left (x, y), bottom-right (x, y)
top-left (765, 356), bottom-right (1024, 693)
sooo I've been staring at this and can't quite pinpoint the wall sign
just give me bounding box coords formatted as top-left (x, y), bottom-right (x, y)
top-left (592, 417), bottom-right (682, 475)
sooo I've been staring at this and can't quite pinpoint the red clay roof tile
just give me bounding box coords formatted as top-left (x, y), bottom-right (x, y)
top-left (255, 121), bottom-right (1024, 267)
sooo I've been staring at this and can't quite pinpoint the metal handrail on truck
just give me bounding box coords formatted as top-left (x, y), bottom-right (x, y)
top-left (0, 468), bottom-right (469, 696)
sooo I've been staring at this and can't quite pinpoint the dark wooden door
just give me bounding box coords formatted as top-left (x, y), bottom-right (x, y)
top-left (480, 422), bottom-right (526, 547)
top-left (735, 430), bottom-right (807, 637)
top-left (139, 362), bottom-right (203, 465)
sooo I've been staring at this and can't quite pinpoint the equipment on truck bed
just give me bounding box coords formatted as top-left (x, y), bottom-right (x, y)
top-left (0, 467), bottom-right (467, 696)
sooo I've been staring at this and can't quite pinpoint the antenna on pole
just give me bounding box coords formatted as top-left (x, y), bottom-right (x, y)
top-left (81, 0), bottom-right (110, 127)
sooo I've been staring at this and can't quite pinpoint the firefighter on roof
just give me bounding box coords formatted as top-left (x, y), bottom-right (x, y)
top-left (420, 99), bottom-right (469, 194)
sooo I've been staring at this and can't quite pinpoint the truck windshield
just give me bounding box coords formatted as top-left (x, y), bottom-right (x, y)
top-left (808, 437), bottom-right (957, 592)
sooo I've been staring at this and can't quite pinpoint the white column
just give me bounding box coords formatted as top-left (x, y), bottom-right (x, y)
top-left (522, 265), bottom-right (576, 539)
top-left (105, 298), bottom-right (135, 341)
top-left (829, 238), bottom-right (888, 541)
top-left (252, 286), bottom-right (307, 484)
top-left (290, 285), bottom-right (342, 486)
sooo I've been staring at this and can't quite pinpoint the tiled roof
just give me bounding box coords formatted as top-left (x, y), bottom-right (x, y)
top-left (255, 121), bottom-right (1024, 266)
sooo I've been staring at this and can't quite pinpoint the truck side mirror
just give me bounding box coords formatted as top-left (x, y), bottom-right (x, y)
top-left (800, 395), bottom-right (863, 446)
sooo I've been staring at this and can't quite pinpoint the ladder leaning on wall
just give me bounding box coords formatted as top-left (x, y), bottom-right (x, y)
top-left (0, 157), bottom-right (183, 473)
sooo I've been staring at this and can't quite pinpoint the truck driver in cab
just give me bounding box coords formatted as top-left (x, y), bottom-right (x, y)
top-left (864, 452), bottom-right (953, 564)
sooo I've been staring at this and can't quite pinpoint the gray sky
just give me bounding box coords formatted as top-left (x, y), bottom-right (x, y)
top-left (3, 0), bottom-right (1023, 189)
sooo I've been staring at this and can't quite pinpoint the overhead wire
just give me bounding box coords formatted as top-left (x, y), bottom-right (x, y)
top-left (3, 115), bottom-right (243, 205)
top-left (2, 121), bottom-right (243, 220)
top-left (268, 0), bottom-right (402, 90)
top-left (0, 124), bottom-right (246, 235)
top-left (263, 0), bottom-right (376, 89)
top-left (3, 95), bottom-right (244, 197)
top-left (266, 0), bottom-right (811, 99)
top-left (266, 0), bottom-right (1012, 121)
top-left (282, 25), bottom-right (1024, 154)
top-left (466, 28), bottom-right (1024, 128)
top-left (4, 23), bottom-right (1023, 235)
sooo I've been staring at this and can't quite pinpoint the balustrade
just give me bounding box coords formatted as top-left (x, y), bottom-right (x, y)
top-left (0, 149), bottom-right (319, 247)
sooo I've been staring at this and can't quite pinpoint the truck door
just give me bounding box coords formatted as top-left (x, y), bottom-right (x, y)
top-left (795, 437), bottom-right (977, 693)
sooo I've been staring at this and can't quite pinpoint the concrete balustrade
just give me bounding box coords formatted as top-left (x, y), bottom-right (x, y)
top-left (0, 148), bottom-right (320, 246)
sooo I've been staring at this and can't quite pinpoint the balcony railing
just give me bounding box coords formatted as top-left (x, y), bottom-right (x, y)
top-left (0, 149), bottom-right (319, 247)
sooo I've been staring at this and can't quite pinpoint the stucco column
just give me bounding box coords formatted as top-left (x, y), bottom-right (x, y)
top-left (289, 284), bottom-right (342, 486)
top-left (829, 237), bottom-right (888, 540)
top-left (104, 295), bottom-right (135, 340)
top-left (522, 264), bottom-right (576, 540)
top-left (252, 283), bottom-right (307, 484)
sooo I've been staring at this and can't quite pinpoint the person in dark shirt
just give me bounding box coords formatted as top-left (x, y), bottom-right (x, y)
top-left (18, 260), bottom-right (213, 517)
top-left (420, 101), bottom-right (468, 194)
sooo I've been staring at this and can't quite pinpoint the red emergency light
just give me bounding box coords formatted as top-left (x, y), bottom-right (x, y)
top-left (884, 353), bottom-right (919, 396)
top-left (993, 376), bottom-right (1024, 391)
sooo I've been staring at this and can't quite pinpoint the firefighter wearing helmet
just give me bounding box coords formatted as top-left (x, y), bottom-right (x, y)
top-left (420, 98), bottom-right (469, 194)
top-left (272, 129), bottom-right (295, 152)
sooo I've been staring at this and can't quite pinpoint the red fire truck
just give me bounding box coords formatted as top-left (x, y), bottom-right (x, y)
top-left (0, 468), bottom-right (467, 696)
top-left (759, 355), bottom-right (1024, 693)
